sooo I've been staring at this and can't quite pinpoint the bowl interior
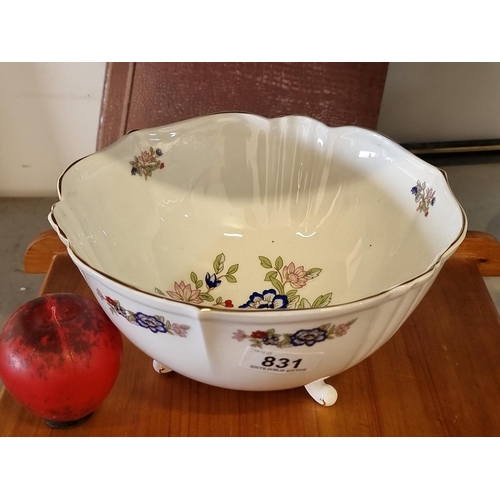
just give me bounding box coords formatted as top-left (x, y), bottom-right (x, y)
top-left (52, 114), bottom-right (465, 310)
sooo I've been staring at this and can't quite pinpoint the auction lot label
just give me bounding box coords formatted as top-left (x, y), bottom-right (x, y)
top-left (240, 347), bottom-right (324, 374)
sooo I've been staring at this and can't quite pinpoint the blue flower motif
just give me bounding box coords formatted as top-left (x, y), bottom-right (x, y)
top-left (131, 167), bottom-right (138, 175)
top-left (156, 148), bottom-right (163, 156)
top-left (262, 334), bottom-right (281, 346)
top-left (205, 272), bottom-right (222, 288)
top-left (114, 305), bottom-right (128, 318)
top-left (411, 186), bottom-right (418, 195)
top-left (431, 197), bottom-right (436, 206)
top-left (134, 312), bottom-right (167, 333)
top-left (290, 327), bottom-right (328, 347)
top-left (239, 289), bottom-right (289, 309)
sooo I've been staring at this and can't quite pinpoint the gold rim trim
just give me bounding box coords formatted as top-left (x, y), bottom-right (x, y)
top-left (51, 114), bottom-right (468, 315)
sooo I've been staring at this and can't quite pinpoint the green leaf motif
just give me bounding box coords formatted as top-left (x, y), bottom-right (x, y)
top-left (155, 287), bottom-right (166, 296)
top-left (264, 270), bottom-right (278, 282)
top-left (312, 293), bottom-right (332, 308)
top-left (190, 272), bottom-right (198, 284)
top-left (270, 277), bottom-right (285, 295)
top-left (298, 298), bottom-right (312, 309)
top-left (306, 268), bottom-right (322, 279)
top-left (225, 274), bottom-right (237, 283)
top-left (199, 293), bottom-right (214, 302)
top-left (327, 324), bottom-right (336, 338)
top-left (213, 253), bottom-right (226, 274)
top-left (196, 280), bottom-right (203, 289)
top-left (275, 256), bottom-right (283, 271)
top-left (259, 256), bottom-right (273, 269)
top-left (227, 264), bottom-right (239, 275)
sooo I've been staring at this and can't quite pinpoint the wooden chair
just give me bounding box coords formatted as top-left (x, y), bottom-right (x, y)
top-left (96, 62), bottom-right (389, 150)
top-left (3, 62), bottom-right (500, 436)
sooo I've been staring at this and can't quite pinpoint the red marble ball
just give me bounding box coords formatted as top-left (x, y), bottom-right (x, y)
top-left (0, 293), bottom-right (123, 428)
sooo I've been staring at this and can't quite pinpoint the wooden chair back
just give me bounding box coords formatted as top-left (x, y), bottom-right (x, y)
top-left (96, 62), bottom-right (389, 150)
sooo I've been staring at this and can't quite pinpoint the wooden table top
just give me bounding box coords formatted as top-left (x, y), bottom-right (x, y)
top-left (2, 231), bottom-right (500, 436)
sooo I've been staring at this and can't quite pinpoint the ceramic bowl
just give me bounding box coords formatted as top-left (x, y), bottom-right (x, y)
top-left (49, 113), bottom-right (467, 405)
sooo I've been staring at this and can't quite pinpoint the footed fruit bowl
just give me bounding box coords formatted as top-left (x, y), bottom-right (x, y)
top-left (49, 113), bottom-right (467, 405)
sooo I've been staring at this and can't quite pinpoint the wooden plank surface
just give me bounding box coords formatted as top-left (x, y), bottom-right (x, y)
top-left (3, 252), bottom-right (500, 436)
top-left (23, 229), bottom-right (500, 277)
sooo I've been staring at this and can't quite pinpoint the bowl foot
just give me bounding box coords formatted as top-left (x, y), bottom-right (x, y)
top-left (152, 359), bottom-right (172, 374)
top-left (304, 378), bottom-right (338, 406)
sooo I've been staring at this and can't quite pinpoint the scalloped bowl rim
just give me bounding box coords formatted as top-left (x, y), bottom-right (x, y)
top-left (49, 113), bottom-right (468, 315)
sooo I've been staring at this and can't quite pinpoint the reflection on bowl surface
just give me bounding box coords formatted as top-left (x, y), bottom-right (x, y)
top-left (50, 113), bottom-right (467, 398)
top-left (52, 114), bottom-right (464, 310)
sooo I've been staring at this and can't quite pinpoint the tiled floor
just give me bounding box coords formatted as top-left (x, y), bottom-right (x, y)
top-left (0, 163), bottom-right (499, 389)
top-left (0, 197), bottom-right (58, 330)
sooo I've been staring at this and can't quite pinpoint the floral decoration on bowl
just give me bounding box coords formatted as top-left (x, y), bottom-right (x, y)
top-left (97, 289), bottom-right (190, 337)
top-left (232, 318), bottom-right (357, 348)
top-left (130, 147), bottom-right (164, 179)
top-left (412, 180), bottom-right (436, 217)
top-left (154, 253), bottom-right (332, 310)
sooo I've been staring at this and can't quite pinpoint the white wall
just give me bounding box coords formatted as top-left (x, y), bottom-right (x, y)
top-left (0, 62), bottom-right (105, 197)
top-left (377, 62), bottom-right (500, 144)
top-left (1, 62), bottom-right (500, 197)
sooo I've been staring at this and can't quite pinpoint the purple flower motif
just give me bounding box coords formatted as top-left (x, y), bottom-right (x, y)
top-left (239, 289), bottom-right (289, 309)
top-left (290, 327), bottom-right (328, 347)
top-left (134, 312), bottom-right (167, 333)
top-left (156, 148), bottom-right (163, 156)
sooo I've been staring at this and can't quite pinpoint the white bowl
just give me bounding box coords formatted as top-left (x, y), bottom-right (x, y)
top-left (49, 113), bottom-right (467, 405)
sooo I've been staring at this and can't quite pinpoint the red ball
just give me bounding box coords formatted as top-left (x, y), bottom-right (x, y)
top-left (0, 293), bottom-right (123, 427)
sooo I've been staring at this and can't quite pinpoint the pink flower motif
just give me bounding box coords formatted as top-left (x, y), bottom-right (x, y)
top-left (424, 186), bottom-right (434, 200)
top-left (283, 262), bottom-right (308, 289)
top-left (232, 329), bottom-right (247, 342)
top-left (137, 150), bottom-right (155, 165)
top-left (171, 323), bottom-right (189, 337)
top-left (167, 281), bottom-right (203, 304)
top-left (334, 324), bottom-right (350, 337)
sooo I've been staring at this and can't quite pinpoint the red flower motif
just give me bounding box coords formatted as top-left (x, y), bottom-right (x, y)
top-left (251, 330), bottom-right (268, 339)
top-left (105, 296), bottom-right (115, 306)
top-left (160, 163), bottom-right (165, 169)
top-left (224, 299), bottom-right (234, 308)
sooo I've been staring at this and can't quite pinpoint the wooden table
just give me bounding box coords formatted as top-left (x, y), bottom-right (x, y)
top-left (2, 230), bottom-right (500, 436)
